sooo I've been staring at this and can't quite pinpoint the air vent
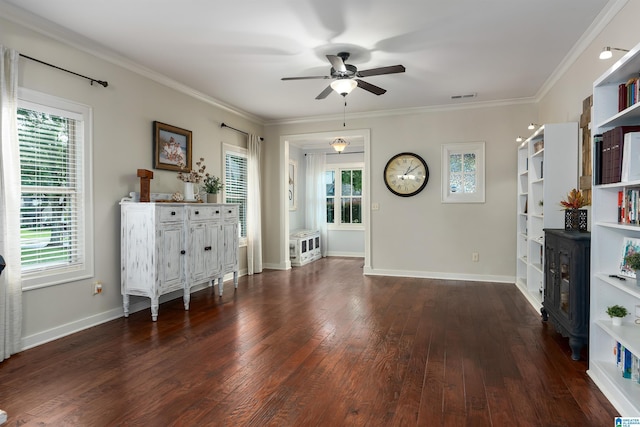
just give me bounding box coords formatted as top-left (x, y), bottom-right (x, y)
top-left (451, 93), bottom-right (477, 100)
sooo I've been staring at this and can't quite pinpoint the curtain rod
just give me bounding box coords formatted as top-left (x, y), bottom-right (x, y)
top-left (20, 54), bottom-right (108, 87)
top-left (220, 122), bottom-right (264, 141)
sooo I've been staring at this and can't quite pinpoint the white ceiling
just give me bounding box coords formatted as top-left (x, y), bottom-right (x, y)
top-left (0, 0), bottom-right (615, 123)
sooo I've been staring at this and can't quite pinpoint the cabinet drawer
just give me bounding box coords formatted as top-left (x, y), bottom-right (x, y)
top-left (158, 206), bottom-right (184, 223)
top-left (222, 205), bottom-right (238, 222)
top-left (187, 206), bottom-right (222, 221)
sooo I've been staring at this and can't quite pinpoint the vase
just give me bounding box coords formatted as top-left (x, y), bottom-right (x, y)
top-left (206, 193), bottom-right (219, 203)
top-left (183, 182), bottom-right (196, 201)
top-left (612, 317), bottom-right (622, 326)
top-left (564, 209), bottom-right (588, 232)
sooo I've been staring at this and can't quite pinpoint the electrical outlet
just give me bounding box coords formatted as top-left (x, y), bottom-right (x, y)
top-left (93, 281), bottom-right (103, 295)
top-left (472, 252), bottom-right (479, 262)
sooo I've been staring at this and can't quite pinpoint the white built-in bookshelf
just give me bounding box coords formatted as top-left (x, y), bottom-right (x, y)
top-left (589, 40), bottom-right (640, 416)
top-left (515, 123), bottom-right (578, 312)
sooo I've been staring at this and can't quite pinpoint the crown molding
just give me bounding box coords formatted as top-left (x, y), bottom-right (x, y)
top-left (0, 1), bottom-right (265, 125)
top-left (535, 0), bottom-right (629, 102)
top-left (265, 96), bottom-right (537, 126)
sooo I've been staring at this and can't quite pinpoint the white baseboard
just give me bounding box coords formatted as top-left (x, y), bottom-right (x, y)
top-left (21, 272), bottom-right (245, 351)
top-left (363, 267), bottom-right (514, 284)
top-left (325, 251), bottom-right (365, 257)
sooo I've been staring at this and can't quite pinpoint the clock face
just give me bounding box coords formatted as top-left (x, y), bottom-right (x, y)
top-left (383, 152), bottom-right (429, 197)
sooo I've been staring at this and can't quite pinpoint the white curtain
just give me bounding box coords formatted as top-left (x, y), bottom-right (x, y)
top-left (0, 45), bottom-right (22, 362)
top-left (305, 153), bottom-right (327, 257)
top-left (246, 134), bottom-right (263, 275)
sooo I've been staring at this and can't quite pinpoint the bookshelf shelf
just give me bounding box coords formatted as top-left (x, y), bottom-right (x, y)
top-left (590, 40), bottom-right (640, 416)
top-left (515, 123), bottom-right (578, 312)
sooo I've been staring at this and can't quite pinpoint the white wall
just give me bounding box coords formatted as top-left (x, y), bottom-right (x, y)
top-left (1, 17), bottom-right (263, 346)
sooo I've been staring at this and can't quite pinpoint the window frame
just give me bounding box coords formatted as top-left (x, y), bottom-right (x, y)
top-left (18, 87), bottom-right (94, 290)
top-left (441, 141), bottom-right (485, 204)
top-left (223, 143), bottom-right (248, 247)
top-left (325, 162), bottom-right (364, 231)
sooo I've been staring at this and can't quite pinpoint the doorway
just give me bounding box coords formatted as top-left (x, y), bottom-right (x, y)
top-left (281, 129), bottom-right (371, 271)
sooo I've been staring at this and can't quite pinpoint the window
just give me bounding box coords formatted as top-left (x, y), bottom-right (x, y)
top-left (18, 88), bottom-right (93, 289)
top-left (441, 142), bottom-right (485, 203)
top-left (325, 165), bottom-right (363, 229)
top-left (224, 144), bottom-right (247, 245)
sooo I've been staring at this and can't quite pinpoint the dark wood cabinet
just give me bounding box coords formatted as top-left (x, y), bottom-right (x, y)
top-left (542, 229), bottom-right (590, 360)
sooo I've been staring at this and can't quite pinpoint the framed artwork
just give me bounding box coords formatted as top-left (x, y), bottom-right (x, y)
top-left (441, 141), bottom-right (485, 203)
top-left (153, 121), bottom-right (192, 172)
top-left (289, 159), bottom-right (297, 211)
top-left (620, 237), bottom-right (640, 278)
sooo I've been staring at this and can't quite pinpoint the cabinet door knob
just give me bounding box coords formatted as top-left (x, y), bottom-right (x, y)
top-left (228, 210), bottom-right (232, 214)
top-left (171, 211), bottom-right (176, 216)
top-left (195, 210), bottom-right (200, 215)
top-left (180, 250), bottom-right (186, 255)
top-left (216, 210), bottom-right (220, 214)
top-left (204, 246), bottom-right (212, 251)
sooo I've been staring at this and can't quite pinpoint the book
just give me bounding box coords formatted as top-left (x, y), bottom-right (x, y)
top-left (621, 132), bottom-right (640, 182)
top-left (624, 348), bottom-right (633, 379)
top-left (594, 134), bottom-right (603, 185)
top-left (602, 126), bottom-right (640, 183)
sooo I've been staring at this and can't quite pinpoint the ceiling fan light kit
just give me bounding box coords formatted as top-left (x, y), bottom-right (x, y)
top-left (330, 79), bottom-right (358, 96)
top-left (282, 51), bottom-right (405, 99)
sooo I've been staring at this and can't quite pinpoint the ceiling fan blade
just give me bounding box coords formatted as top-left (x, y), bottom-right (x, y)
top-left (357, 65), bottom-right (406, 77)
top-left (356, 79), bottom-right (386, 96)
top-left (281, 76), bottom-right (331, 81)
top-left (326, 55), bottom-right (346, 72)
top-left (315, 85), bottom-right (334, 100)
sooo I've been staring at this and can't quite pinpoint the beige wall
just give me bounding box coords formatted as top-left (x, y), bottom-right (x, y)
top-left (1, 17), bottom-right (262, 344)
top-left (4, 0), bottom-right (640, 348)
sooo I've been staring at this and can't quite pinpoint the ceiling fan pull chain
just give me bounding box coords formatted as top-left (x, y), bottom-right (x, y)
top-left (343, 100), bottom-right (347, 127)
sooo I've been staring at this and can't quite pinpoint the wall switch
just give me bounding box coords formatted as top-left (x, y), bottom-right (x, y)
top-left (472, 252), bottom-right (479, 262)
top-left (371, 203), bottom-right (380, 211)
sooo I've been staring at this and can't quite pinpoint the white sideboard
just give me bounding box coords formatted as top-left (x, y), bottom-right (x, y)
top-left (120, 198), bottom-right (239, 321)
top-left (289, 229), bottom-right (321, 267)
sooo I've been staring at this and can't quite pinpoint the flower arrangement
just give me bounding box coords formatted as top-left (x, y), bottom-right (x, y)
top-left (203, 175), bottom-right (223, 194)
top-left (559, 188), bottom-right (590, 209)
top-left (177, 157), bottom-right (206, 183)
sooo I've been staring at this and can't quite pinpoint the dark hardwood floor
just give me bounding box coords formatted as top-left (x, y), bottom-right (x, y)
top-left (0, 257), bottom-right (617, 426)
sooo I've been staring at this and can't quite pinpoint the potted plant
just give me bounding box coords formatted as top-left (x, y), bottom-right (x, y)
top-left (203, 174), bottom-right (223, 203)
top-left (624, 252), bottom-right (640, 286)
top-left (560, 188), bottom-right (590, 231)
top-left (606, 305), bottom-right (628, 326)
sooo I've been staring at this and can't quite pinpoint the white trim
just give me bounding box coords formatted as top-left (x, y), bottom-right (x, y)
top-left (326, 251), bottom-right (365, 258)
top-left (282, 129), bottom-right (371, 272)
top-left (18, 88), bottom-right (95, 290)
top-left (363, 267), bottom-right (514, 284)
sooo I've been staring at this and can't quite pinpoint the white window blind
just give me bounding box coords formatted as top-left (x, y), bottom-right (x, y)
top-left (224, 149), bottom-right (247, 240)
top-left (18, 89), bottom-right (93, 289)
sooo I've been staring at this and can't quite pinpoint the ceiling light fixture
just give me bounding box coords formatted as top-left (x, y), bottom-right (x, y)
top-left (516, 136), bottom-right (523, 143)
top-left (599, 46), bottom-right (630, 60)
top-left (330, 79), bottom-right (358, 97)
top-left (528, 123), bottom-right (540, 130)
top-left (330, 137), bottom-right (350, 154)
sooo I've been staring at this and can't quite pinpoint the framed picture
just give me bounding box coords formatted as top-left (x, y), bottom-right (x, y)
top-left (153, 121), bottom-right (192, 172)
top-left (289, 159), bottom-right (297, 211)
top-left (619, 237), bottom-right (640, 278)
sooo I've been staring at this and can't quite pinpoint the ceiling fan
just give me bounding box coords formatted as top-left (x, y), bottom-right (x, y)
top-left (281, 52), bottom-right (406, 99)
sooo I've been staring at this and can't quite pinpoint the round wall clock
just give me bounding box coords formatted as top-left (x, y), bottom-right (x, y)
top-left (383, 152), bottom-right (429, 197)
